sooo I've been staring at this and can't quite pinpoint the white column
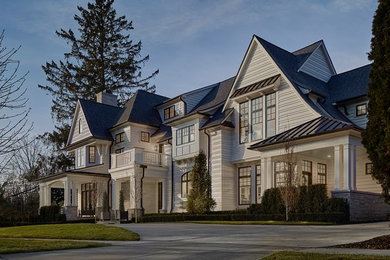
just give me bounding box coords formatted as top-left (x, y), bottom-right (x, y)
top-left (260, 158), bottom-right (266, 197)
top-left (71, 181), bottom-right (77, 206)
top-left (39, 184), bottom-right (44, 208)
top-left (334, 145), bottom-right (340, 190)
top-left (163, 178), bottom-right (169, 211)
top-left (352, 145), bottom-right (357, 190)
top-left (112, 179), bottom-right (117, 210)
top-left (266, 157), bottom-right (272, 188)
top-left (250, 165), bottom-right (256, 204)
top-left (64, 180), bottom-right (70, 206)
top-left (343, 144), bottom-right (352, 191)
top-left (45, 185), bottom-right (51, 206)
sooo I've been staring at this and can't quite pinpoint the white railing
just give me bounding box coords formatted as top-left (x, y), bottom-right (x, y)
top-left (111, 148), bottom-right (169, 169)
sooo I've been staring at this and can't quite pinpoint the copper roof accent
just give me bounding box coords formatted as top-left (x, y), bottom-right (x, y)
top-left (249, 116), bottom-right (360, 150)
top-left (230, 74), bottom-right (281, 98)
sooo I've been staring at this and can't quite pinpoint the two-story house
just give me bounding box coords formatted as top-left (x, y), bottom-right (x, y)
top-left (38, 35), bottom-right (390, 222)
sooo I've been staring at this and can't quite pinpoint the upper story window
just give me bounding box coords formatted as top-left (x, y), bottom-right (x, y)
top-left (76, 147), bottom-right (85, 168)
top-left (356, 103), bottom-right (367, 116)
top-left (239, 92), bottom-right (275, 144)
top-left (164, 105), bottom-right (179, 120)
top-left (78, 118), bottom-right (82, 134)
top-left (266, 93), bottom-right (276, 137)
top-left (239, 101), bottom-right (249, 143)
top-left (141, 131), bottom-right (150, 142)
top-left (115, 132), bottom-right (125, 144)
top-left (88, 146), bottom-right (96, 164)
top-left (176, 125), bottom-right (195, 146)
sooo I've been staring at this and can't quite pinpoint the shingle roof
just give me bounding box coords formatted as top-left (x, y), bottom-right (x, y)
top-left (250, 116), bottom-right (359, 149)
top-left (328, 64), bottom-right (371, 103)
top-left (151, 124), bottom-right (172, 142)
top-left (230, 74), bottom-right (280, 99)
top-left (114, 90), bottom-right (169, 127)
top-left (78, 99), bottom-right (123, 141)
top-left (200, 107), bottom-right (234, 130)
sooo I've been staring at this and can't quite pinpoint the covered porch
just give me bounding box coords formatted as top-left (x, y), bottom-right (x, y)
top-left (38, 172), bottom-right (110, 221)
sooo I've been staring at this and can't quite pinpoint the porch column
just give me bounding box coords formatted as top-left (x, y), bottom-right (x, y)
top-left (64, 179), bottom-right (70, 206)
top-left (112, 179), bottom-right (117, 210)
top-left (334, 145), bottom-right (340, 190)
top-left (250, 165), bottom-right (256, 204)
top-left (343, 144), bottom-right (352, 191)
top-left (352, 145), bottom-right (357, 190)
top-left (260, 158), bottom-right (266, 197)
top-left (71, 181), bottom-right (77, 206)
top-left (44, 185), bottom-right (51, 206)
top-left (39, 184), bottom-right (44, 208)
top-left (266, 157), bottom-right (272, 188)
top-left (163, 178), bottom-right (169, 212)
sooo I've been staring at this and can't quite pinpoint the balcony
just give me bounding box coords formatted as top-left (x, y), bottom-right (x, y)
top-left (111, 148), bottom-right (170, 169)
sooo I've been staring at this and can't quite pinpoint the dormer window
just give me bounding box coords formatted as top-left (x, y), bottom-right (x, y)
top-left (356, 103), bottom-right (367, 116)
top-left (141, 131), bottom-right (150, 142)
top-left (115, 132), bottom-right (125, 144)
top-left (78, 118), bottom-right (82, 134)
top-left (164, 105), bottom-right (179, 120)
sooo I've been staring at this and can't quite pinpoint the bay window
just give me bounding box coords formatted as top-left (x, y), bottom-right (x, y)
top-left (176, 125), bottom-right (195, 145)
top-left (251, 97), bottom-right (263, 141)
top-left (239, 101), bottom-right (249, 143)
top-left (266, 93), bottom-right (276, 137)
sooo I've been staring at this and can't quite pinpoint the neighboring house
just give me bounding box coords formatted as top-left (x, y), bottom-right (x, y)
top-left (38, 35), bottom-right (389, 222)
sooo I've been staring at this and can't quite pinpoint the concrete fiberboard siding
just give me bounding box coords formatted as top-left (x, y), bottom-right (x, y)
top-left (299, 46), bottom-right (334, 82)
top-left (235, 41), bottom-right (279, 90)
top-left (341, 101), bottom-right (368, 129)
top-left (69, 107), bottom-right (92, 144)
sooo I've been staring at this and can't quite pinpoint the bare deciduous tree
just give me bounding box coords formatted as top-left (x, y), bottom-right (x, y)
top-left (0, 30), bottom-right (31, 160)
top-left (279, 139), bottom-right (300, 221)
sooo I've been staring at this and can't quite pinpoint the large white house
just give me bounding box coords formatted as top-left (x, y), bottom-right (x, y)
top-left (38, 35), bottom-right (390, 222)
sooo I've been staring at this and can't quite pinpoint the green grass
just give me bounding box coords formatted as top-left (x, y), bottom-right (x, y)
top-left (187, 220), bottom-right (332, 225)
top-left (262, 251), bottom-right (390, 260)
top-left (0, 238), bottom-right (109, 254)
top-left (0, 224), bottom-right (139, 241)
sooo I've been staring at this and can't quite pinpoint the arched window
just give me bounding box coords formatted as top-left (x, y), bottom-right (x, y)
top-left (181, 172), bottom-right (192, 198)
top-left (78, 118), bottom-right (82, 134)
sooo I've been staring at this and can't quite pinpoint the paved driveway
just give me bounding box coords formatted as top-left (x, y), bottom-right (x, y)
top-left (3, 221), bottom-right (390, 260)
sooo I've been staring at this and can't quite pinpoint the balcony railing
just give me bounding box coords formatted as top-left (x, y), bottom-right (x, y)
top-left (111, 148), bottom-right (169, 169)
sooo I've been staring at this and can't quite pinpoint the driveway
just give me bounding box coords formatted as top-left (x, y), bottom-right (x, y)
top-left (3, 221), bottom-right (390, 260)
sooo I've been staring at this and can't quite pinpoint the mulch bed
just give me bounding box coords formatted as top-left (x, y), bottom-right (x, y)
top-left (335, 235), bottom-right (390, 249)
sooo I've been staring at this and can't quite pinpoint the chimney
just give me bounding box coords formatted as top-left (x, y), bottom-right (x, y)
top-left (96, 90), bottom-right (118, 106)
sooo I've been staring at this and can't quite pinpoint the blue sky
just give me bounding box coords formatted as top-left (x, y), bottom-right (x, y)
top-left (0, 0), bottom-right (377, 135)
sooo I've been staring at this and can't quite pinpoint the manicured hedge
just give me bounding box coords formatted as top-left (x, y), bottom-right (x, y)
top-left (39, 205), bottom-right (66, 223)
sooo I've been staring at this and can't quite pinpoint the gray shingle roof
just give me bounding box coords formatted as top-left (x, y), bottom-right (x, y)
top-left (78, 99), bottom-right (123, 141)
top-left (250, 116), bottom-right (359, 150)
top-left (200, 107), bottom-right (234, 130)
top-left (114, 90), bottom-right (169, 128)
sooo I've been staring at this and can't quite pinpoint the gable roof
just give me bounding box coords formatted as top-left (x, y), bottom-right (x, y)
top-left (250, 116), bottom-right (359, 150)
top-left (114, 90), bottom-right (169, 128)
top-left (78, 99), bottom-right (122, 141)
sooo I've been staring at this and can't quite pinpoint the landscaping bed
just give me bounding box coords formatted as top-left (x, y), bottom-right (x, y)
top-left (0, 223), bottom-right (139, 241)
top-left (335, 235), bottom-right (390, 249)
top-left (0, 238), bottom-right (109, 254)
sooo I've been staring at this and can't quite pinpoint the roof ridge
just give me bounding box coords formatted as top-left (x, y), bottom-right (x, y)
top-left (79, 98), bottom-right (122, 109)
top-left (292, 40), bottom-right (323, 55)
top-left (137, 89), bottom-right (170, 99)
top-left (254, 35), bottom-right (293, 55)
top-left (330, 63), bottom-right (372, 78)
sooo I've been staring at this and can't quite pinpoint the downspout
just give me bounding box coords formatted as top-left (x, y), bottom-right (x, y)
top-left (108, 142), bottom-right (113, 215)
top-left (169, 139), bottom-right (174, 213)
top-left (203, 129), bottom-right (211, 171)
top-left (140, 165), bottom-right (147, 214)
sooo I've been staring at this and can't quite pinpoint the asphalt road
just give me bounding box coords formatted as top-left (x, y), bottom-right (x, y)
top-left (2, 221), bottom-right (390, 260)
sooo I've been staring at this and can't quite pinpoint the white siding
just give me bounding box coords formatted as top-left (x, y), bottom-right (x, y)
top-left (68, 107), bottom-right (92, 144)
top-left (299, 46), bottom-right (335, 82)
top-left (210, 128), bottom-right (236, 210)
top-left (130, 124), bottom-right (157, 152)
top-left (172, 119), bottom-right (200, 160)
top-left (111, 126), bottom-right (131, 153)
top-left (172, 160), bottom-right (194, 212)
top-left (339, 101), bottom-right (368, 129)
top-left (356, 149), bottom-right (381, 193)
top-left (235, 42), bottom-right (279, 90)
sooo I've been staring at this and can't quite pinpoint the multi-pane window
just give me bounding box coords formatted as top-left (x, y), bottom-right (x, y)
top-left (302, 160), bottom-right (313, 186)
top-left (88, 146), bottom-right (96, 164)
top-left (115, 148), bottom-right (124, 154)
top-left (266, 93), bottom-right (276, 137)
top-left (181, 172), bottom-right (192, 198)
top-left (76, 147), bottom-right (85, 168)
top-left (238, 167), bottom-right (251, 205)
top-left (239, 101), bottom-right (249, 143)
top-left (356, 103), bottom-right (367, 116)
top-left (317, 163), bottom-right (327, 184)
top-left (251, 97), bottom-right (263, 141)
top-left (115, 132), bottom-right (125, 144)
top-left (366, 163), bottom-right (373, 175)
top-left (256, 165), bottom-right (261, 204)
top-left (81, 183), bottom-right (96, 213)
top-left (164, 105), bottom-right (179, 120)
top-left (176, 125), bottom-right (195, 145)
top-left (274, 162), bottom-right (287, 187)
top-left (141, 131), bottom-right (150, 142)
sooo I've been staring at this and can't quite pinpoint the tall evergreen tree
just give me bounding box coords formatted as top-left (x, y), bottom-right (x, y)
top-left (362, 0), bottom-right (390, 201)
top-left (186, 151), bottom-right (215, 214)
top-left (38, 0), bottom-right (158, 173)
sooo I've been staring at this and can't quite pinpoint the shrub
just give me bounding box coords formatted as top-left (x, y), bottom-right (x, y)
top-left (260, 188), bottom-right (284, 214)
top-left (39, 205), bottom-right (65, 222)
top-left (102, 191), bottom-right (109, 212)
top-left (119, 190), bottom-right (125, 212)
top-left (295, 184), bottom-right (327, 214)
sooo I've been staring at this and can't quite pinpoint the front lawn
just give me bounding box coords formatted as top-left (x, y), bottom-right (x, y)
top-left (0, 238), bottom-right (109, 254)
top-left (262, 251), bottom-right (390, 260)
top-left (0, 224), bottom-right (139, 241)
top-left (187, 220), bottom-right (332, 225)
